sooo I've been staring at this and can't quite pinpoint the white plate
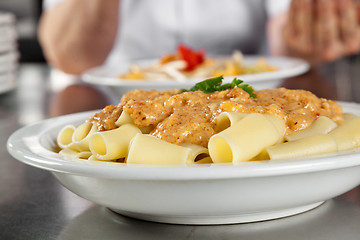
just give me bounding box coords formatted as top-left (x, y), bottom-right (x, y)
top-left (0, 41), bottom-right (17, 53)
top-left (0, 51), bottom-right (19, 74)
top-left (0, 12), bottom-right (15, 25)
top-left (0, 71), bottom-right (16, 94)
top-left (7, 102), bottom-right (360, 225)
top-left (0, 50), bottom-right (18, 65)
top-left (0, 24), bottom-right (17, 43)
top-left (0, 60), bottom-right (17, 74)
top-left (82, 56), bottom-right (310, 96)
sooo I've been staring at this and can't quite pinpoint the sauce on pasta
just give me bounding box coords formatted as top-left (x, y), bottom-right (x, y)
top-left (89, 88), bottom-right (343, 147)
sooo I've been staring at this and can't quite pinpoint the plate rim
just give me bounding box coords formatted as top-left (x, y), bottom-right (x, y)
top-left (81, 55), bottom-right (310, 87)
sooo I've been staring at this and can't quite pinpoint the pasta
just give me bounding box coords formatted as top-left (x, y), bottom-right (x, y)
top-left (214, 112), bottom-right (249, 132)
top-left (89, 124), bottom-right (141, 161)
top-left (329, 116), bottom-right (360, 151)
top-left (208, 113), bottom-right (285, 163)
top-left (55, 84), bottom-right (360, 165)
top-left (118, 47), bottom-right (277, 82)
top-left (179, 143), bottom-right (211, 164)
top-left (115, 110), bottom-right (134, 127)
top-left (56, 111), bottom-right (360, 165)
top-left (57, 124), bottom-right (84, 152)
top-left (343, 113), bottom-right (358, 122)
top-left (57, 125), bottom-right (76, 149)
top-left (126, 134), bottom-right (192, 165)
top-left (72, 122), bottom-right (98, 151)
top-left (59, 148), bottom-right (92, 160)
top-left (115, 110), bottom-right (153, 134)
top-left (284, 116), bottom-right (337, 142)
top-left (266, 134), bottom-right (338, 161)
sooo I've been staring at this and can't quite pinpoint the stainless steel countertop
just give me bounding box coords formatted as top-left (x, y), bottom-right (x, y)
top-left (1, 63), bottom-right (359, 240)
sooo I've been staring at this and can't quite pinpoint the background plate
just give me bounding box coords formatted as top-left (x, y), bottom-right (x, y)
top-left (82, 55), bottom-right (310, 96)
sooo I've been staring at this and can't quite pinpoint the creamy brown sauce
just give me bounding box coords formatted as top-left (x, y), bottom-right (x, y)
top-left (89, 87), bottom-right (343, 147)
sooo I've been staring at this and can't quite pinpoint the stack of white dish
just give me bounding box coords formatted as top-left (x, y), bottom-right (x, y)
top-left (0, 11), bottom-right (18, 94)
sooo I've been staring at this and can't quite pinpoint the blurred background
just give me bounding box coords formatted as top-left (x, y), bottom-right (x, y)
top-left (0, 0), bottom-right (44, 62)
top-left (0, 0), bottom-right (49, 126)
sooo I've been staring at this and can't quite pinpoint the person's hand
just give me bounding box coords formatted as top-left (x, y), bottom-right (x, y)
top-left (282, 0), bottom-right (360, 65)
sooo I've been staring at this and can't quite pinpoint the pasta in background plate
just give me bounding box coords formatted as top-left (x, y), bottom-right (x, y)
top-left (118, 45), bottom-right (278, 82)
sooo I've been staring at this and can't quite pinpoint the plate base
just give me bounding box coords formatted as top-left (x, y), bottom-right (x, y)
top-left (110, 201), bottom-right (324, 225)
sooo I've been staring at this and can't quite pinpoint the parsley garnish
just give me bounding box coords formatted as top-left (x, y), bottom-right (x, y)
top-left (182, 76), bottom-right (256, 98)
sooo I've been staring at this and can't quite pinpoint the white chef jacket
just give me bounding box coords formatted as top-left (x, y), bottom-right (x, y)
top-left (44, 0), bottom-right (290, 68)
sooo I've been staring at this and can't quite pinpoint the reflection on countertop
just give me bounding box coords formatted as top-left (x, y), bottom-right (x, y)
top-left (57, 199), bottom-right (360, 240)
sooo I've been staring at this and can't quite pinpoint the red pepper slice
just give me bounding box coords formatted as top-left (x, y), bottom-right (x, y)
top-left (178, 44), bottom-right (205, 71)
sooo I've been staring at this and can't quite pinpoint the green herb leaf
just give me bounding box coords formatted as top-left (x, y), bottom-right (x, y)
top-left (182, 76), bottom-right (256, 98)
top-left (188, 75), bottom-right (223, 93)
